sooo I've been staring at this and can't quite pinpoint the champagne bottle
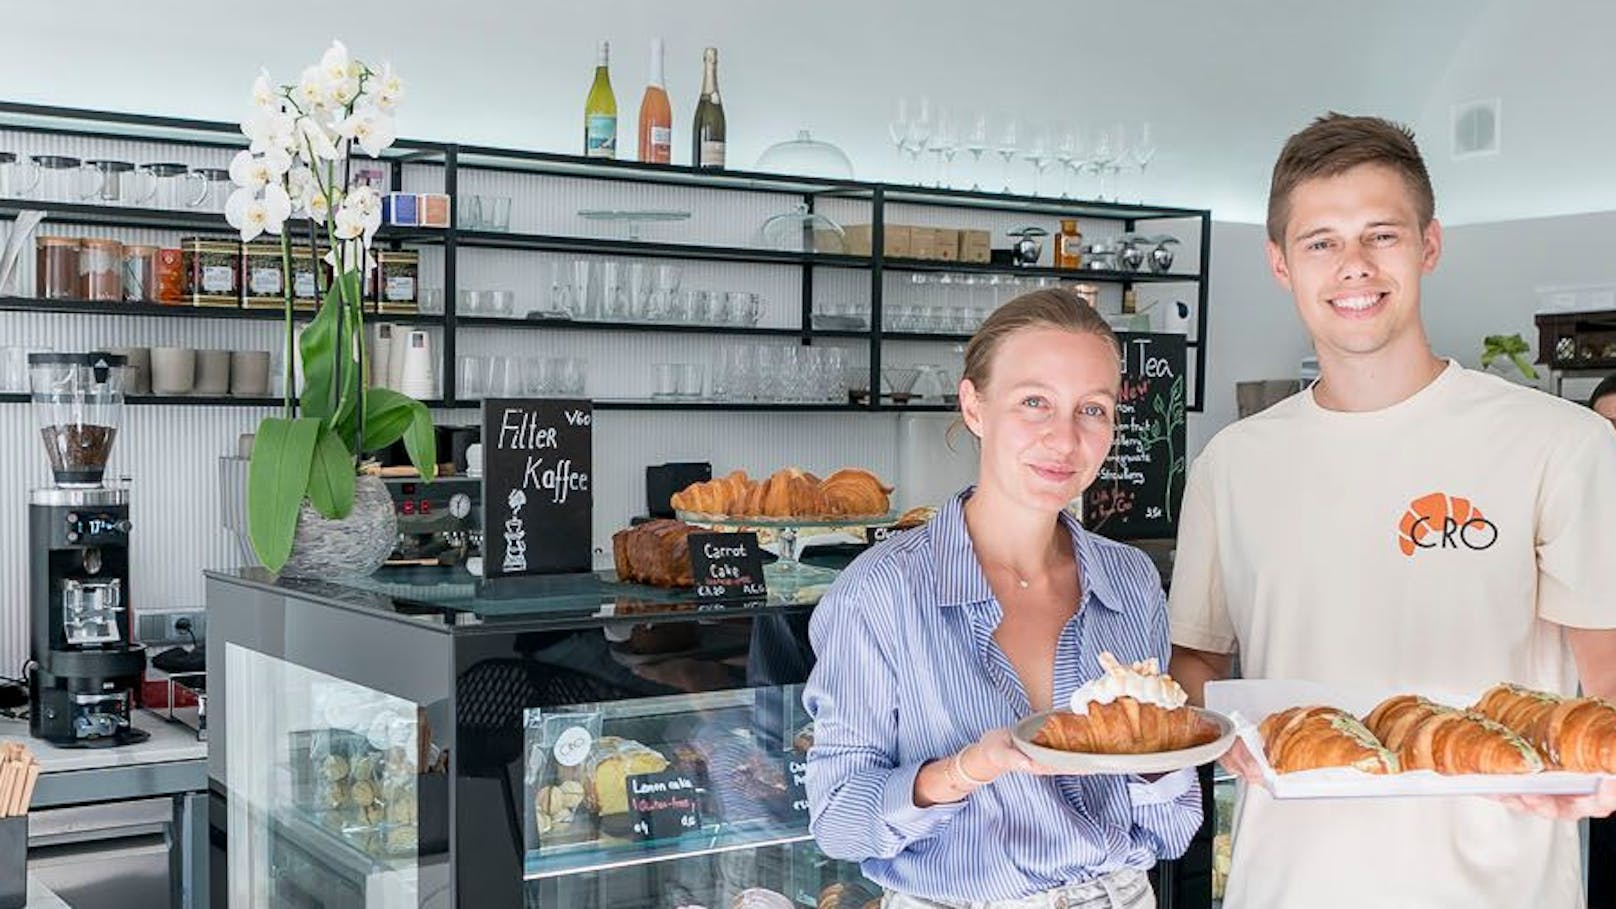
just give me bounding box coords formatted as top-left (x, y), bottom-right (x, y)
top-left (583, 40), bottom-right (617, 159)
top-left (637, 38), bottom-right (672, 164)
top-left (691, 47), bottom-right (726, 169)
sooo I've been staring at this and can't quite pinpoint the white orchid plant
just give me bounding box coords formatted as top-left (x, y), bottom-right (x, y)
top-left (233, 40), bottom-right (436, 573)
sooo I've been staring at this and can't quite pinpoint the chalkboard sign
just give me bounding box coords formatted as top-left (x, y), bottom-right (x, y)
top-left (688, 532), bottom-right (768, 601)
top-left (1083, 332), bottom-right (1187, 541)
top-left (626, 768), bottom-right (702, 841)
top-left (481, 399), bottom-right (593, 581)
top-left (782, 755), bottom-right (809, 820)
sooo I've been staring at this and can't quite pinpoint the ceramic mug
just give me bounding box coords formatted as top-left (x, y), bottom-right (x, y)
top-left (230, 350), bottom-right (271, 397)
top-left (194, 350), bottom-right (231, 395)
top-left (150, 347), bottom-right (196, 395)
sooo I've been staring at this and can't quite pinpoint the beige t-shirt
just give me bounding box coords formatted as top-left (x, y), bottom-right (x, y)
top-left (1170, 361), bottom-right (1616, 909)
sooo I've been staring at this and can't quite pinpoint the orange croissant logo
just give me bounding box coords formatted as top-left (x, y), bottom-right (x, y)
top-left (1397, 492), bottom-right (1499, 557)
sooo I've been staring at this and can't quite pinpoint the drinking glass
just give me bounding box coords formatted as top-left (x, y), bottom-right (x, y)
top-left (559, 358), bottom-right (586, 395)
top-left (676, 363), bottom-right (704, 399)
top-left (651, 264), bottom-right (681, 319)
top-left (627, 262), bottom-right (651, 319)
top-left (996, 117), bottom-right (1020, 194)
top-left (601, 261), bottom-right (628, 320)
top-left (1023, 124), bottom-right (1051, 197)
top-left (571, 259), bottom-right (596, 319)
top-left (653, 363), bottom-right (678, 398)
top-left (906, 96), bottom-right (933, 184)
top-left (929, 105), bottom-right (956, 189)
top-left (548, 261), bottom-right (573, 314)
top-left (457, 355), bottom-right (486, 399)
top-left (888, 98), bottom-right (911, 175)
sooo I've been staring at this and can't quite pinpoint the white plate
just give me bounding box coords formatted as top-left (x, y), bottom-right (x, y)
top-left (1011, 707), bottom-right (1236, 775)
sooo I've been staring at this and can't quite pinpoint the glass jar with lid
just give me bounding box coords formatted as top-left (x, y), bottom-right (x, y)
top-left (35, 236), bottom-right (79, 299)
top-left (79, 238), bottom-right (124, 301)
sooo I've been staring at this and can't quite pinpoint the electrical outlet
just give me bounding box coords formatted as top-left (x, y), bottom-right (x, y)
top-left (136, 609), bottom-right (206, 645)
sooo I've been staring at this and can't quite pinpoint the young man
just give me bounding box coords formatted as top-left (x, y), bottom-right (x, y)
top-left (1168, 113), bottom-right (1616, 908)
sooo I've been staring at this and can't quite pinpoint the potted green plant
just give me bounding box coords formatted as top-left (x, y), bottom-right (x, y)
top-left (1480, 333), bottom-right (1541, 386)
top-left (227, 41), bottom-right (435, 576)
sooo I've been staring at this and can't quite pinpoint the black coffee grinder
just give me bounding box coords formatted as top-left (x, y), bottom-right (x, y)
top-left (27, 352), bottom-right (148, 747)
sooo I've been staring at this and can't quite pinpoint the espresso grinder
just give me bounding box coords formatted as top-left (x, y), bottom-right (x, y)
top-left (27, 352), bottom-right (148, 747)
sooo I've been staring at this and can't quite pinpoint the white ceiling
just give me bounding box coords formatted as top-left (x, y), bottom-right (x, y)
top-left (2, 0), bottom-right (1611, 226)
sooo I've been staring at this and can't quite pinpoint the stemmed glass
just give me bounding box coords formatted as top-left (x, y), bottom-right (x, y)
top-left (963, 111), bottom-right (990, 191)
top-left (1053, 125), bottom-right (1076, 199)
top-left (888, 98), bottom-right (911, 176)
top-left (1130, 121), bottom-right (1158, 200)
top-left (906, 97), bottom-right (933, 185)
top-left (932, 107), bottom-right (959, 189)
top-left (1023, 124), bottom-right (1052, 197)
top-left (1107, 123), bottom-right (1131, 202)
top-left (1089, 125), bottom-right (1118, 202)
top-left (996, 117), bottom-right (1020, 194)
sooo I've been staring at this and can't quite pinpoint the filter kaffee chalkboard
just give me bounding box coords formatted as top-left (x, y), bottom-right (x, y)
top-left (481, 399), bottom-right (593, 580)
top-left (1083, 332), bottom-right (1187, 541)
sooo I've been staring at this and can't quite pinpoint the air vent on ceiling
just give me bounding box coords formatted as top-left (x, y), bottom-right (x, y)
top-left (1452, 99), bottom-right (1501, 158)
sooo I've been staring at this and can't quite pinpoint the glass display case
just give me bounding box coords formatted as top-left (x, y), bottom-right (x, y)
top-left (206, 567), bottom-right (884, 909)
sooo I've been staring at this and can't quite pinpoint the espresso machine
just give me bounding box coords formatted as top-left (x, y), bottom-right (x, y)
top-left (27, 352), bottom-right (148, 747)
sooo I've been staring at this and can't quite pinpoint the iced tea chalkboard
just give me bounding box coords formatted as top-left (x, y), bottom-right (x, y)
top-left (1083, 333), bottom-right (1187, 541)
top-left (481, 399), bottom-right (593, 581)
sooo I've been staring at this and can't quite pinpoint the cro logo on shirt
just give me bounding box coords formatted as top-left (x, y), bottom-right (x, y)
top-left (1397, 492), bottom-right (1498, 557)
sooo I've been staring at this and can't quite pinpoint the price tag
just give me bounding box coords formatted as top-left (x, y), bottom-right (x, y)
top-left (782, 755), bottom-right (809, 819)
top-left (688, 532), bottom-right (767, 602)
top-left (866, 524), bottom-right (900, 546)
top-left (625, 768), bottom-right (703, 841)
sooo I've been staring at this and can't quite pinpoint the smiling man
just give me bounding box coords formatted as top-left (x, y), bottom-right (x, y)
top-left (1167, 114), bottom-right (1616, 907)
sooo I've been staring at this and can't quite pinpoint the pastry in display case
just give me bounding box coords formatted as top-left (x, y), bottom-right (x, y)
top-left (670, 467), bottom-right (893, 520)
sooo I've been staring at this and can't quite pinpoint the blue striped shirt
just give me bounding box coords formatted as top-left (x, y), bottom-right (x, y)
top-left (802, 489), bottom-right (1202, 902)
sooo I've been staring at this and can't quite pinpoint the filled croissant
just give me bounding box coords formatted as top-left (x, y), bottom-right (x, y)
top-left (1034, 699), bottom-right (1221, 754)
top-left (1031, 652), bottom-right (1221, 754)
top-left (1473, 683), bottom-right (1616, 773)
top-left (1259, 706), bottom-right (1398, 774)
top-left (1364, 695), bottom-right (1542, 774)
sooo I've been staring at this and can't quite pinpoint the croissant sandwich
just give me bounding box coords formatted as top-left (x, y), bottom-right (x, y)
top-left (1364, 694), bottom-right (1542, 774)
top-left (1473, 683), bottom-right (1616, 773)
top-left (1259, 706), bottom-right (1398, 774)
top-left (1032, 652), bottom-right (1221, 754)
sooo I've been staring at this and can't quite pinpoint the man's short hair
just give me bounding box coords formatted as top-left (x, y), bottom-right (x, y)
top-left (1267, 113), bottom-right (1435, 245)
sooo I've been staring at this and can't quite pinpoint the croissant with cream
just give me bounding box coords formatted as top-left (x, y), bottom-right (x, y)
top-left (1364, 695), bottom-right (1542, 774)
top-left (1034, 699), bottom-right (1221, 754)
top-left (1031, 652), bottom-right (1221, 754)
top-left (1473, 683), bottom-right (1616, 773)
top-left (1259, 706), bottom-right (1398, 774)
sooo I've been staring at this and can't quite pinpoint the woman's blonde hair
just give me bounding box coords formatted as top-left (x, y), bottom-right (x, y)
top-left (963, 287), bottom-right (1120, 393)
top-left (950, 287), bottom-right (1120, 443)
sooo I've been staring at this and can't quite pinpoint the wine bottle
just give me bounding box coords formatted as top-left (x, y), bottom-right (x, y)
top-left (583, 40), bottom-right (617, 159)
top-left (637, 38), bottom-right (672, 164)
top-left (691, 47), bottom-right (726, 169)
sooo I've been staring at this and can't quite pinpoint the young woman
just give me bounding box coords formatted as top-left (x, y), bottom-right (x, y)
top-left (803, 289), bottom-right (1200, 908)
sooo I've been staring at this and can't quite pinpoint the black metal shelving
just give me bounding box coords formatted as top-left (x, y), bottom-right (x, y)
top-left (0, 295), bottom-right (447, 325)
top-left (0, 101), bottom-right (1215, 412)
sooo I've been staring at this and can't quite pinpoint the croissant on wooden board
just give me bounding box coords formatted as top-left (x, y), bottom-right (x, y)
top-left (1472, 683), bottom-right (1616, 773)
top-left (1259, 706), bottom-right (1399, 774)
top-left (1032, 699), bottom-right (1221, 755)
top-left (1363, 694), bottom-right (1543, 774)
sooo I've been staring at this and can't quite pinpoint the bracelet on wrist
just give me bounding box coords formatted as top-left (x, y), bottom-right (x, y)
top-left (951, 745), bottom-right (994, 788)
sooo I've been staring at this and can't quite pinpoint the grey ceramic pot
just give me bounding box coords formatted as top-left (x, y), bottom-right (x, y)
top-left (279, 474), bottom-right (397, 578)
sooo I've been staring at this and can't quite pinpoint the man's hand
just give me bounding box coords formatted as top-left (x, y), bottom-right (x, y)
top-left (1495, 778), bottom-right (1616, 821)
top-left (1216, 737), bottom-right (1266, 787)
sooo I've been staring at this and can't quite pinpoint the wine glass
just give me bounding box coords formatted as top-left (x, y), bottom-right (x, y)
top-left (888, 98), bottom-right (911, 175)
top-left (1023, 123), bottom-right (1051, 197)
top-left (906, 96), bottom-right (933, 185)
top-left (932, 107), bottom-right (959, 189)
top-left (996, 116), bottom-right (1021, 194)
top-left (1131, 121), bottom-right (1158, 199)
top-left (963, 111), bottom-right (990, 191)
top-left (1089, 125), bottom-right (1117, 201)
top-left (1053, 124), bottom-right (1076, 199)
top-left (1107, 123), bottom-right (1131, 202)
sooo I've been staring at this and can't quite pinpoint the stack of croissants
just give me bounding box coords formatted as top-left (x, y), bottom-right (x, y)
top-left (1260, 683), bottom-right (1616, 775)
top-left (670, 467), bottom-right (893, 519)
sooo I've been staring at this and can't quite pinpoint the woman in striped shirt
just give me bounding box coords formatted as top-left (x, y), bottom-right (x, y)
top-left (804, 289), bottom-right (1202, 908)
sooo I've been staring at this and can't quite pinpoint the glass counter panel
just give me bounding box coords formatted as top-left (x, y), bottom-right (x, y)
top-left (226, 642), bottom-right (441, 908)
top-left (517, 684), bottom-right (881, 907)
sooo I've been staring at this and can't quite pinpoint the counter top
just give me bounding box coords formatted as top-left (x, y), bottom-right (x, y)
top-left (206, 565), bottom-right (826, 631)
top-left (0, 714), bottom-right (205, 775)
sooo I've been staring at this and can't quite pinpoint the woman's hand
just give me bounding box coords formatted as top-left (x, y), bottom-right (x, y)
top-left (971, 727), bottom-right (1064, 778)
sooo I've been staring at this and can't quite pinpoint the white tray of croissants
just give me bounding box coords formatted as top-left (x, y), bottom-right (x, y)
top-left (1207, 679), bottom-right (1616, 798)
